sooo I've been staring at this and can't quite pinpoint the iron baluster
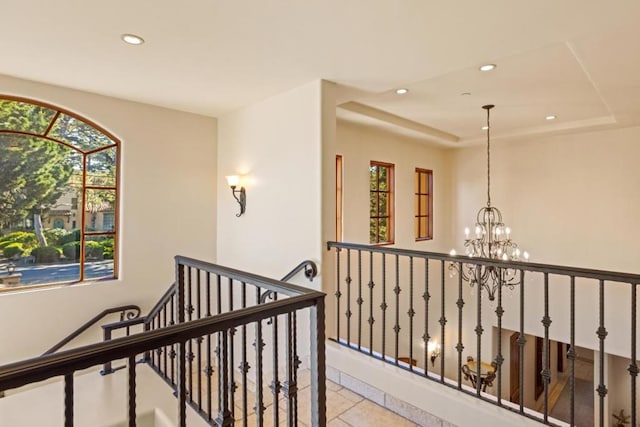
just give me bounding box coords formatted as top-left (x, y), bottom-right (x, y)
top-left (187, 267), bottom-right (194, 404)
top-left (569, 276), bottom-right (576, 427)
top-left (176, 262), bottom-right (186, 427)
top-left (64, 373), bottom-right (74, 427)
top-left (518, 269), bottom-right (526, 414)
top-left (128, 356), bottom-right (137, 427)
top-left (271, 294), bottom-right (281, 427)
top-left (456, 261), bottom-right (464, 388)
top-left (369, 250), bottom-right (375, 356)
top-left (206, 272), bottom-right (213, 421)
top-left (196, 270), bottom-right (202, 411)
top-left (408, 256), bottom-right (414, 372)
top-left (228, 278), bottom-right (236, 421)
top-left (597, 279), bottom-right (608, 427)
top-left (346, 248), bottom-right (352, 346)
top-left (381, 253), bottom-right (387, 360)
top-left (357, 249), bottom-right (363, 350)
top-left (293, 311), bottom-right (300, 423)
top-left (336, 247), bottom-right (341, 342)
top-left (170, 293), bottom-right (176, 385)
top-left (163, 301), bottom-right (168, 379)
top-left (630, 283), bottom-right (638, 427)
top-left (216, 330), bottom-right (232, 427)
top-left (240, 282), bottom-right (249, 427)
top-left (255, 288), bottom-right (266, 425)
top-left (424, 258), bottom-right (430, 376)
top-left (394, 254), bottom-right (401, 364)
top-left (475, 264), bottom-right (482, 396)
top-left (542, 273), bottom-right (551, 422)
top-left (496, 268), bottom-right (504, 405)
top-left (440, 260), bottom-right (446, 382)
top-left (284, 313), bottom-right (296, 426)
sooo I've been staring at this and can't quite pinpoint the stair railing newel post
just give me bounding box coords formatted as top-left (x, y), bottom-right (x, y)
top-left (175, 260), bottom-right (187, 427)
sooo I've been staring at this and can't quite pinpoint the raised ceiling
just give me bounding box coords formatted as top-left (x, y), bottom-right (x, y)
top-left (1, 1), bottom-right (639, 144)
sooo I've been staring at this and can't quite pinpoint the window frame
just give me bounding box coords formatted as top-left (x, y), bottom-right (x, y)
top-left (369, 160), bottom-right (395, 245)
top-left (336, 154), bottom-right (343, 242)
top-left (0, 95), bottom-right (120, 290)
top-left (415, 167), bottom-right (433, 241)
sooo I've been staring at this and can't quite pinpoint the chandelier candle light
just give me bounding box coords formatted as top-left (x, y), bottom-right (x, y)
top-left (449, 105), bottom-right (528, 300)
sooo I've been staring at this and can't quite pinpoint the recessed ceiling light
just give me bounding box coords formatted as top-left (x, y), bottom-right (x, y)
top-left (461, 92), bottom-right (471, 96)
top-left (479, 64), bottom-right (496, 72)
top-left (545, 115), bottom-right (557, 121)
top-left (121, 34), bottom-right (145, 45)
top-left (395, 88), bottom-right (409, 95)
top-left (481, 126), bottom-right (489, 130)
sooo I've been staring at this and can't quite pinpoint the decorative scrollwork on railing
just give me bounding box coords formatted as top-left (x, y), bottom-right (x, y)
top-left (120, 306), bottom-right (142, 322)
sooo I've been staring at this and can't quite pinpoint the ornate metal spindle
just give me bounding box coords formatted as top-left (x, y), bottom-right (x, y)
top-left (357, 250), bottom-right (363, 350)
top-left (456, 261), bottom-right (464, 388)
top-left (424, 258), bottom-right (430, 376)
top-left (518, 269), bottom-right (526, 414)
top-left (346, 249), bottom-right (352, 346)
top-left (569, 276), bottom-right (576, 427)
top-left (542, 273), bottom-right (551, 422)
top-left (336, 247), bottom-right (341, 341)
top-left (293, 311), bottom-right (300, 423)
top-left (176, 263), bottom-right (186, 427)
top-left (187, 267), bottom-right (194, 404)
top-left (496, 269), bottom-right (504, 404)
top-left (381, 253), bottom-right (387, 360)
top-left (440, 260), bottom-right (447, 382)
top-left (630, 283), bottom-right (638, 427)
top-left (196, 271), bottom-right (202, 411)
top-left (310, 297), bottom-right (327, 427)
top-left (216, 329), bottom-right (232, 427)
top-left (177, 340), bottom-right (187, 427)
top-left (206, 273), bottom-right (213, 421)
top-left (408, 257), bottom-right (415, 371)
top-left (285, 313), bottom-right (296, 426)
top-left (170, 293), bottom-right (176, 385)
top-left (240, 282), bottom-right (249, 427)
top-left (64, 373), bottom-right (74, 427)
top-left (368, 250), bottom-right (375, 356)
top-left (128, 356), bottom-right (137, 427)
top-left (597, 279), bottom-right (608, 427)
top-left (163, 302), bottom-right (168, 376)
top-left (394, 254), bottom-right (401, 364)
top-left (255, 289), bottom-right (266, 425)
top-left (475, 264), bottom-right (482, 395)
top-left (228, 278), bottom-right (236, 421)
top-left (271, 294), bottom-right (281, 427)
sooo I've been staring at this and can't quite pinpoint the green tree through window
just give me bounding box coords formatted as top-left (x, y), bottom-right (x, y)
top-left (0, 96), bottom-right (119, 288)
top-left (370, 161), bottom-right (394, 244)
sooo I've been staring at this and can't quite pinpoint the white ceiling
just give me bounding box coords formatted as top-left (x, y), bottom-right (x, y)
top-left (2, 1), bottom-right (639, 144)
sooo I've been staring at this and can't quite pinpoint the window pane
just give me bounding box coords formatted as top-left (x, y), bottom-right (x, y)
top-left (370, 191), bottom-right (377, 216)
top-left (0, 99), bottom-right (57, 134)
top-left (378, 217), bottom-right (388, 242)
top-left (83, 236), bottom-right (115, 281)
top-left (86, 147), bottom-right (117, 187)
top-left (420, 195), bottom-right (428, 215)
top-left (414, 171), bottom-right (420, 191)
top-left (420, 216), bottom-right (428, 237)
top-left (49, 114), bottom-right (116, 153)
top-left (414, 194), bottom-right (419, 214)
top-left (414, 217), bottom-right (420, 236)
top-left (379, 192), bottom-right (388, 216)
top-left (84, 189), bottom-right (116, 232)
top-left (369, 165), bottom-right (378, 190)
top-left (370, 218), bottom-right (378, 243)
top-left (420, 172), bottom-right (427, 193)
top-left (378, 167), bottom-right (388, 191)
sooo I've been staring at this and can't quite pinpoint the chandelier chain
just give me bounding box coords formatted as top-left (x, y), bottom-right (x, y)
top-left (486, 106), bottom-right (491, 207)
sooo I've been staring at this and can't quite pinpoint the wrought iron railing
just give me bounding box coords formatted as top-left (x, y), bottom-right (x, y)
top-left (0, 256), bottom-right (326, 427)
top-left (327, 241), bottom-right (640, 427)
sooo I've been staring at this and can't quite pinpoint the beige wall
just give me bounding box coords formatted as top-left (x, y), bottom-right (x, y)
top-left (451, 126), bottom-right (640, 357)
top-left (0, 74), bottom-right (217, 364)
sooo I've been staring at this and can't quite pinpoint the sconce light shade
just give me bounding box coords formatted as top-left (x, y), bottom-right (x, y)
top-left (427, 341), bottom-right (441, 366)
top-left (226, 175), bottom-right (246, 217)
top-left (226, 175), bottom-right (240, 187)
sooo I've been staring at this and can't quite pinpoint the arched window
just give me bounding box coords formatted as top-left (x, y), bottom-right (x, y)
top-left (0, 96), bottom-right (119, 288)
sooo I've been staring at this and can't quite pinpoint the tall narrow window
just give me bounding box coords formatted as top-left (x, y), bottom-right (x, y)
top-left (336, 155), bottom-right (343, 242)
top-left (0, 96), bottom-right (119, 290)
top-left (415, 168), bottom-right (433, 240)
top-left (370, 161), bottom-right (394, 244)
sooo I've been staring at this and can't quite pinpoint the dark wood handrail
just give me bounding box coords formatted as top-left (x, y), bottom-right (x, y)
top-left (42, 305), bottom-right (142, 355)
top-left (0, 291), bottom-right (324, 392)
top-left (327, 241), bottom-right (640, 284)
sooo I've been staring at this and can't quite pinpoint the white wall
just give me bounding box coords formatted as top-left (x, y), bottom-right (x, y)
top-left (451, 126), bottom-right (640, 357)
top-left (216, 80), bottom-right (327, 281)
top-left (0, 74), bottom-right (217, 364)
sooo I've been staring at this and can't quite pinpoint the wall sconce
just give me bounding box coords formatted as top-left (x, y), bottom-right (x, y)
top-left (226, 175), bottom-right (246, 217)
top-left (427, 341), bottom-right (441, 366)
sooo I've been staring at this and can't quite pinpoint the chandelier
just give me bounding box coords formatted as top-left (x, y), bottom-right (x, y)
top-left (449, 104), bottom-right (528, 300)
